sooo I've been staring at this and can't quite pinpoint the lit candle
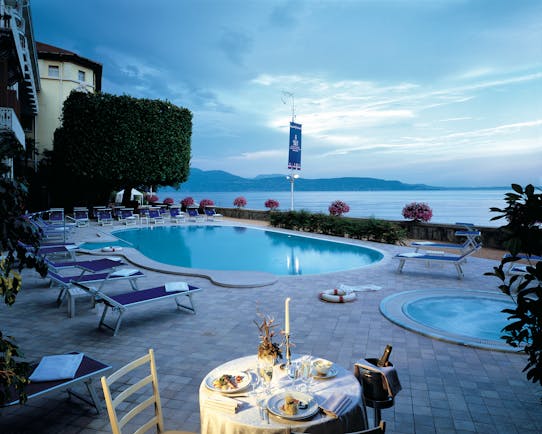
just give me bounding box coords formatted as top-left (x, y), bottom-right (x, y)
top-left (285, 297), bottom-right (291, 335)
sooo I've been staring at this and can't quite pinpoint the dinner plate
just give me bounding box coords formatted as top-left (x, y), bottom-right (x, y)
top-left (313, 365), bottom-right (338, 379)
top-left (204, 371), bottom-right (251, 393)
top-left (267, 391), bottom-right (319, 420)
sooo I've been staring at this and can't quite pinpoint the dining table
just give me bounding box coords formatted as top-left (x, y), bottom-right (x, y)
top-left (199, 354), bottom-right (367, 434)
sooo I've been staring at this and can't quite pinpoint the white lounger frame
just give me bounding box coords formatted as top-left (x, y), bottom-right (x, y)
top-left (71, 282), bottom-right (201, 336)
top-left (394, 247), bottom-right (480, 279)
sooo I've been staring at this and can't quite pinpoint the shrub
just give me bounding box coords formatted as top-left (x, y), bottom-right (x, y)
top-left (269, 210), bottom-right (405, 244)
top-left (402, 202), bottom-right (433, 222)
top-left (233, 196), bottom-right (247, 208)
top-left (329, 200), bottom-right (350, 216)
top-left (163, 197), bottom-right (174, 205)
top-left (265, 199), bottom-right (280, 210)
top-left (180, 196), bottom-right (195, 208)
top-left (485, 184), bottom-right (542, 386)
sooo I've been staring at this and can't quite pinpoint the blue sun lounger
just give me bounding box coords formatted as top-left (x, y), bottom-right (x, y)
top-left (394, 246), bottom-right (480, 279)
top-left (1, 353), bottom-right (111, 414)
top-left (411, 229), bottom-right (482, 253)
top-left (71, 281), bottom-right (202, 336)
top-left (48, 267), bottom-right (144, 317)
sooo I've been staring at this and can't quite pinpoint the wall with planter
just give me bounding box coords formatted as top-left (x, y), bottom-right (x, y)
top-left (215, 207), bottom-right (506, 250)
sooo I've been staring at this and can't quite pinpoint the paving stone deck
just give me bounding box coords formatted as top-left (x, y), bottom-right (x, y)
top-left (1, 218), bottom-right (541, 433)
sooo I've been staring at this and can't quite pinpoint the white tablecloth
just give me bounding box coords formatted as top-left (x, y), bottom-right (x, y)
top-left (199, 355), bottom-right (366, 434)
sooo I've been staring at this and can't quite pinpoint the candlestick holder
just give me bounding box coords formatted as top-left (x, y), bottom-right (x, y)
top-left (280, 332), bottom-right (292, 370)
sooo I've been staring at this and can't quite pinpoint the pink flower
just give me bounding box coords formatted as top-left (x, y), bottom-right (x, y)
top-left (199, 199), bottom-right (215, 208)
top-left (163, 197), bottom-right (174, 205)
top-left (402, 202), bottom-right (433, 222)
top-left (146, 194), bottom-right (159, 203)
top-left (180, 197), bottom-right (195, 207)
top-left (233, 196), bottom-right (247, 208)
top-left (264, 199), bottom-right (279, 210)
top-left (328, 200), bottom-right (350, 216)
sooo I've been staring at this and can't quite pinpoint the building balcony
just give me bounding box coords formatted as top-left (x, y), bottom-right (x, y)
top-left (0, 106), bottom-right (25, 148)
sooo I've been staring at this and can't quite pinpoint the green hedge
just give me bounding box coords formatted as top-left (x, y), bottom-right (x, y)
top-left (269, 211), bottom-right (406, 244)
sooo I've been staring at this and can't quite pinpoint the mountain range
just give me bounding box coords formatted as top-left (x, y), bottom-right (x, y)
top-left (162, 168), bottom-right (444, 192)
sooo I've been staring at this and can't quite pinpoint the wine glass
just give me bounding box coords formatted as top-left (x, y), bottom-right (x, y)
top-left (287, 361), bottom-right (301, 389)
top-left (259, 360), bottom-right (274, 394)
top-left (300, 356), bottom-right (314, 393)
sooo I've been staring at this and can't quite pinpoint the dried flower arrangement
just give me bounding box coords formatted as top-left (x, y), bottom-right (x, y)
top-left (254, 313), bottom-right (282, 361)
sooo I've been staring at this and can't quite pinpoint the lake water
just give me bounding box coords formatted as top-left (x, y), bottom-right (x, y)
top-left (157, 189), bottom-right (509, 227)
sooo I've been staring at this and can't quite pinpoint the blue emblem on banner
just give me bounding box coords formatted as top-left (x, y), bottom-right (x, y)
top-left (288, 122), bottom-right (302, 170)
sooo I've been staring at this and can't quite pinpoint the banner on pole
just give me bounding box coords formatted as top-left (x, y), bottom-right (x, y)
top-left (287, 122), bottom-right (302, 170)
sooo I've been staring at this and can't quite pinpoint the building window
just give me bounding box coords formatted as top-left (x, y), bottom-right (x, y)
top-left (48, 65), bottom-right (59, 78)
top-left (78, 70), bottom-right (85, 82)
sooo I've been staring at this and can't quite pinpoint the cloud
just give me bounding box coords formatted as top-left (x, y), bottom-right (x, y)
top-left (217, 29), bottom-right (252, 65)
top-left (230, 149), bottom-right (285, 161)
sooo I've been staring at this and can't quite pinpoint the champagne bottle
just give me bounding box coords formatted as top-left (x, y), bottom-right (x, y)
top-left (377, 344), bottom-right (392, 367)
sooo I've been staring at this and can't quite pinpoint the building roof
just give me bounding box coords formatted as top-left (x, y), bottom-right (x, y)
top-left (36, 42), bottom-right (102, 91)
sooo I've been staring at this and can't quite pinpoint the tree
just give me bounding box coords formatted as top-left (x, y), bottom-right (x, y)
top-left (51, 91), bottom-right (192, 207)
top-left (0, 141), bottom-right (48, 405)
top-left (486, 184), bottom-right (542, 387)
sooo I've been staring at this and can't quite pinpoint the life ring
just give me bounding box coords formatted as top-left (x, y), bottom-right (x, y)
top-left (101, 246), bottom-right (123, 252)
top-left (319, 288), bottom-right (356, 303)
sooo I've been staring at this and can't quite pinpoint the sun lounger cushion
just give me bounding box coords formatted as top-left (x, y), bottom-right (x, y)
top-left (109, 268), bottom-right (140, 277)
top-left (165, 281), bottom-right (189, 292)
top-left (29, 353), bottom-right (84, 382)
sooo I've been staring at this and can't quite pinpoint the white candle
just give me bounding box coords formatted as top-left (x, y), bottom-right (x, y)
top-left (285, 297), bottom-right (291, 335)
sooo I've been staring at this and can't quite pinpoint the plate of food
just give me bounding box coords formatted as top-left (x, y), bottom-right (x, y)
top-left (267, 391), bottom-right (319, 420)
top-left (205, 371), bottom-right (251, 393)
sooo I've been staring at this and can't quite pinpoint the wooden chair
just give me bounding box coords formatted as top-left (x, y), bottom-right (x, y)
top-left (101, 349), bottom-right (195, 434)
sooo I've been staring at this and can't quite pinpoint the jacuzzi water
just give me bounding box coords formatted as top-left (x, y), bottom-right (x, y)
top-left (403, 296), bottom-right (514, 341)
top-left (80, 225), bottom-right (383, 275)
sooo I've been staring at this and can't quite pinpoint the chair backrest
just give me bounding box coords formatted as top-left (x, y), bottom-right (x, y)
top-left (187, 208), bottom-right (198, 217)
top-left (101, 349), bottom-right (166, 434)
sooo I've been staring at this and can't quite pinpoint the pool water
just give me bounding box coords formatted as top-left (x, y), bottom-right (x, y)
top-left (81, 225), bottom-right (383, 275)
top-left (403, 296), bottom-right (513, 341)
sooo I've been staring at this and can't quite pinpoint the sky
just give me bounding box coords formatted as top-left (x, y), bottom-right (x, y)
top-left (31, 0), bottom-right (541, 187)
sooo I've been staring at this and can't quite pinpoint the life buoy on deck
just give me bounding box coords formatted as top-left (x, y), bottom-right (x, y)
top-left (319, 288), bottom-right (356, 303)
top-left (101, 246), bottom-right (123, 252)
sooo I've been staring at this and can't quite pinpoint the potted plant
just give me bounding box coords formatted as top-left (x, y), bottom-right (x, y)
top-left (402, 202), bottom-right (432, 222)
top-left (329, 200), bottom-right (350, 216)
top-left (180, 196), bottom-right (194, 212)
top-left (234, 196), bottom-right (247, 208)
top-left (265, 199), bottom-right (280, 210)
top-left (199, 198), bottom-right (214, 213)
top-left (254, 313), bottom-right (282, 364)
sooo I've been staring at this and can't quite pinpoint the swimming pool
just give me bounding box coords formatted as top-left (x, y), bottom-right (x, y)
top-left (380, 289), bottom-right (516, 351)
top-left (81, 225), bottom-right (383, 275)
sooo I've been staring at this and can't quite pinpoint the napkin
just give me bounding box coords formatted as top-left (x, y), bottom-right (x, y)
top-left (355, 359), bottom-right (402, 398)
top-left (165, 281), bottom-right (189, 292)
top-left (205, 395), bottom-right (239, 414)
top-left (319, 394), bottom-right (351, 418)
top-left (110, 268), bottom-right (140, 277)
top-left (29, 353), bottom-right (84, 382)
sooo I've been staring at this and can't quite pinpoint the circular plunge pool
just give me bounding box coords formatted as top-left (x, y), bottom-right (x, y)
top-left (380, 289), bottom-right (517, 351)
top-left (81, 225), bottom-right (383, 275)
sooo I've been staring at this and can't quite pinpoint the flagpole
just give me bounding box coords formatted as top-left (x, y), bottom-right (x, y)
top-left (283, 91), bottom-right (300, 211)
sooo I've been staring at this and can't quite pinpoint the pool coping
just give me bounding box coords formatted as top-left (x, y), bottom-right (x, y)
top-left (379, 288), bottom-right (520, 352)
top-left (76, 221), bottom-right (388, 287)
